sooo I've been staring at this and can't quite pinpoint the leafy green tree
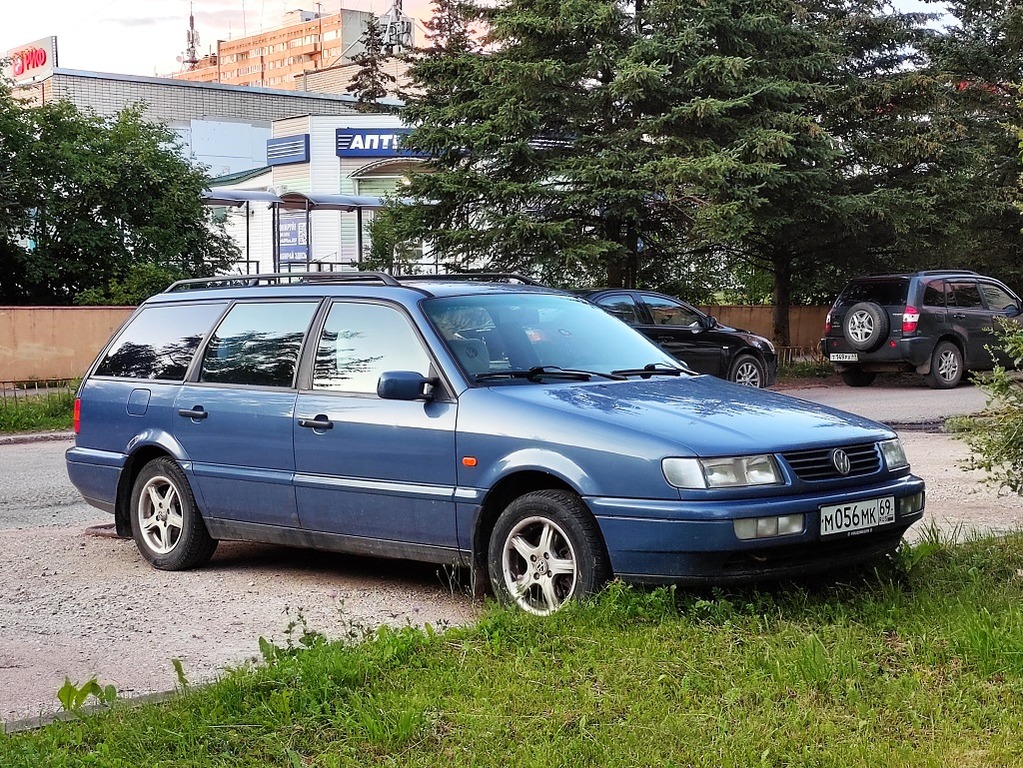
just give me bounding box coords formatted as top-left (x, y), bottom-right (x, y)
top-left (347, 15), bottom-right (398, 111)
top-left (0, 72), bottom-right (35, 277)
top-left (955, 321), bottom-right (1023, 494)
top-left (0, 95), bottom-right (236, 305)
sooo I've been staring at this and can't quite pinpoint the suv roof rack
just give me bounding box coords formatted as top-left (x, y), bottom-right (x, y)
top-left (916, 269), bottom-right (978, 276)
top-left (165, 271), bottom-right (401, 292)
top-left (401, 272), bottom-right (541, 286)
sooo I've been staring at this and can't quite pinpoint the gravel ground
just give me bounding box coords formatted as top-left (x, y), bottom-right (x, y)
top-left (1, 431), bottom-right (1021, 727)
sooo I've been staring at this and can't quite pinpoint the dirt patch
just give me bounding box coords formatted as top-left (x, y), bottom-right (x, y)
top-left (0, 530), bottom-right (475, 725)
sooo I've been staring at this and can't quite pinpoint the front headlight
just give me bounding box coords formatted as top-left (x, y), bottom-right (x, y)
top-left (662, 455), bottom-right (783, 489)
top-left (879, 439), bottom-right (909, 470)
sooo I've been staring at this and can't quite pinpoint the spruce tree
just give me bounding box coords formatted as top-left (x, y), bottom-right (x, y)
top-left (347, 15), bottom-right (397, 111)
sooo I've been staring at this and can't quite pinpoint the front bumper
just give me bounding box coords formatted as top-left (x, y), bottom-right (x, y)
top-left (587, 474), bottom-right (925, 584)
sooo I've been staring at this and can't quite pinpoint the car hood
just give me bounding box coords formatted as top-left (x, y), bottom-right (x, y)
top-left (489, 376), bottom-right (892, 456)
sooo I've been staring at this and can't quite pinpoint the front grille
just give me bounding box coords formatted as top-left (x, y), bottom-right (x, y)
top-left (781, 443), bottom-right (880, 481)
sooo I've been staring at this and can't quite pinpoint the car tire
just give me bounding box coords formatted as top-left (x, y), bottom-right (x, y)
top-left (840, 368), bottom-right (876, 387)
top-left (487, 490), bottom-right (610, 615)
top-left (925, 340), bottom-right (964, 389)
top-left (843, 302), bottom-right (890, 352)
top-left (728, 354), bottom-right (766, 388)
top-left (130, 457), bottom-right (217, 571)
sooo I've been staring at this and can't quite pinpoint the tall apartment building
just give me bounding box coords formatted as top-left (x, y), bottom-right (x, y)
top-left (173, 8), bottom-right (374, 90)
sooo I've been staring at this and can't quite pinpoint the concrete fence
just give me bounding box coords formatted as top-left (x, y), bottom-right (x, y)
top-left (0, 307), bottom-right (134, 382)
top-left (0, 304), bottom-right (829, 382)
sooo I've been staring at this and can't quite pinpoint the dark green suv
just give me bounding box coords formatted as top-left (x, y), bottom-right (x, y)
top-left (822, 270), bottom-right (1022, 388)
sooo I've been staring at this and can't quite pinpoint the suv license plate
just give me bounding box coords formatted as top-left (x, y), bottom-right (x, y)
top-left (830, 353), bottom-right (859, 362)
top-left (820, 497), bottom-right (895, 537)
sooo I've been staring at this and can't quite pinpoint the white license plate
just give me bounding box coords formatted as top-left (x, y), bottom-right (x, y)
top-left (820, 496), bottom-right (895, 536)
top-left (830, 353), bottom-right (859, 362)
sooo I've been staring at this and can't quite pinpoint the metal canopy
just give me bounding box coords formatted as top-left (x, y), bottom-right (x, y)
top-left (278, 191), bottom-right (389, 211)
top-left (202, 188), bottom-right (284, 206)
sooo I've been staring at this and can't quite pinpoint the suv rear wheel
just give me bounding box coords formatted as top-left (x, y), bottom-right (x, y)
top-left (840, 368), bottom-right (877, 387)
top-left (843, 302), bottom-right (890, 352)
top-left (925, 340), bottom-right (964, 389)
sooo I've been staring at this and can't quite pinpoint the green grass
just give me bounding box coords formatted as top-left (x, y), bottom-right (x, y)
top-left (0, 385), bottom-right (76, 434)
top-left (6, 532), bottom-right (1023, 766)
top-left (777, 358), bottom-right (833, 382)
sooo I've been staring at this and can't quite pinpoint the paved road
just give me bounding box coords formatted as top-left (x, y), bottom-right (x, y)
top-left (0, 439), bottom-right (100, 530)
top-left (775, 378), bottom-right (989, 428)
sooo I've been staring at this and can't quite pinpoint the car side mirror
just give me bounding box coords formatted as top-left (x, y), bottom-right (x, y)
top-left (702, 315), bottom-right (718, 330)
top-left (1005, 305), bottom-right (1021, 318)
top-left (377, 371), bottom-right (436, 401)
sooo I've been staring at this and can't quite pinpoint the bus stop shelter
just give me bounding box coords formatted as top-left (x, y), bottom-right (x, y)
top-left (202, 187), bottom-right (391, 272)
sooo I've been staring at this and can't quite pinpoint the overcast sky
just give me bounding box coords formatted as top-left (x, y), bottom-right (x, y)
top-left (3, 0), bottom-right (432, 78)
top-left (4, 0), bottom-right (946, 81)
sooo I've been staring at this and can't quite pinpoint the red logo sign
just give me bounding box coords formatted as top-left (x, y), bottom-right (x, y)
top-left (12, 47), bottom-right (48, 77)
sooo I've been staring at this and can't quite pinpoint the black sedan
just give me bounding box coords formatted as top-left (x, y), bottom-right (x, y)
top-left (578, 289), bottom-right (778, 387)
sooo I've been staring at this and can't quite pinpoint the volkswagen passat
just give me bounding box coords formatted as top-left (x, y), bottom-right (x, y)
top-left (66, 273), bottom-right (925, 614)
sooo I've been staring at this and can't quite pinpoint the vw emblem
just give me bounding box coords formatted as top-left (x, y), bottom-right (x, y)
top-left (831, 449), bottom-right (851, 476)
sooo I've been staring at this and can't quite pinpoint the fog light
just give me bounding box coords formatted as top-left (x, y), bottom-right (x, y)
top-left (734, 514), bottom-right (805, 540)
top-left (899, 491), bottom-right (925, 516)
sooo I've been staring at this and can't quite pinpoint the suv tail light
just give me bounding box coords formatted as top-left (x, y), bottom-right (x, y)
top-left (824, 313), bottom-right (832, 334)
top-left (902, 306), bottom-right (920, 333)
top-left (73, 398), bottom-right (81, 434)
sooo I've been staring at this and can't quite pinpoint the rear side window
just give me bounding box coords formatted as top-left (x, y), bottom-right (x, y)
top-left (837, 279), bottom-right (909, 307)
top-left (200, 301), bottom-right (318, 387)
top-left (922, 280), bottom-right (947, 307)
top-left (594, 294), bottom-right (641, 325)
top-left (94, 303), bottom-right (226, 381)
top-left (947, 282), bottom-right (983, 309)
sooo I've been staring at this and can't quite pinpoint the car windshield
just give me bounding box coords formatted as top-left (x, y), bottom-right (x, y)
top-left (423, 292), bottom-right (682, 381)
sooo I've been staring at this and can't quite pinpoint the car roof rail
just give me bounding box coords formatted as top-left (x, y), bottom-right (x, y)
top-left (401, 272), bottom-right (542, 286)
top-left (916, 269), bottom-right (979, 276)
top-left (164, 271), bottom-right (401, 292)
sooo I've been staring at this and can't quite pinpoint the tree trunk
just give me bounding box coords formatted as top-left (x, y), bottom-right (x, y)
top-left (624, 221), bottom-right (639, 289)
top-left (771, 253), bottom-right (792, 347)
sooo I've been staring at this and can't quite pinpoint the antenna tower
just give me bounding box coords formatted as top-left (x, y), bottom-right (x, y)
top-left (178, 3), bottom-right (201, 69)
top-left (381, 0), bottom-right (413, 52)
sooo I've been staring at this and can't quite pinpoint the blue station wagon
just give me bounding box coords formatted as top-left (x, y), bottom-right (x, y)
top-left (66, 273), bottom-right (926, 614)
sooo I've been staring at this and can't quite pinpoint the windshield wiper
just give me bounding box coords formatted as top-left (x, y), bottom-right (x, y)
top-left (474, 366), bottom-right (626, 382)
top-left (610, 363), bottom-right (686, 378)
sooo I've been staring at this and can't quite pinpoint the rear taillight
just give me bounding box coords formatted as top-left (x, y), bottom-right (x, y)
top-left (73, 398), bottom-right (81, 434)
top-left (902, 306), bottom-right (919, 333)
top-left (824, 313), bottom-right (832, 334)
